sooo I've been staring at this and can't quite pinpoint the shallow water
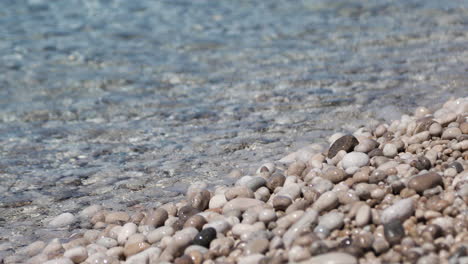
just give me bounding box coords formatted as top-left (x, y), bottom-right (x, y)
top-left (0, 0), bottom-right (467, 254)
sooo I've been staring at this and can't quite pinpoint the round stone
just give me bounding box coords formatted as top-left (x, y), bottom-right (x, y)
top-left (321, 167), bottom-right (347, 183)
top-left (383, 144), bottom-right (398, 158)
top-left (183, 215), bottom-right (207, 231)
top-left (192, 227), bottom-right (217, 248)
top-left (266, 174), bottom-right (286, 191)
top-left (273, 195), bottom-right (292, 211)
top-left (441, 127), bottom-right (462, 140)
top-left (145, 208), bottom-right (168, 227)
top-left (341, 152), bottom-right (369, 170)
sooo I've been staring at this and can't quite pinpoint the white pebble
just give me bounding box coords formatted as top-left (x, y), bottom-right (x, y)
top-left (49, 213), bottom-right (75, 228)
top-left (381, 198), bottom-right (414, 224)
top-left (118, 222), bottom-right (137, 245)
top-left (341, 152), bottom-right (369, 170)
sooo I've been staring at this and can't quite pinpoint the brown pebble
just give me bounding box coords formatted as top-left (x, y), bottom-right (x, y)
top-left (328, 135), bottom-right (359, 158)
top-left (287, 161), bottom-right (306, 176)
top-left (407, 172), bottom-right (443, 193)
top-left (144, 208), bottom-right (168, 227)
top-left (273, 196), bottom-right (292, 211)
top-left (266, 174), bottom-right (286, 191)
top-left (460, 122), bottom-right (468, 134)
top-left (184, 215), bottom-right (207, 231)
top-left (426, 196), bottom-right (450, 212)
top-left (123, 242), bottom-right (149, 257)
top-left (321, 167), bottom-right (347, 183)
top-left (190, 190), bottom-right (211, 211)
top-left (105, 211), bottom-right (130, 224)
top-left (225, 186), bottom-right (254, 200)
top-left (178, 206), bottom-right (201, 222)
top-left (187, 250), bottom-right (204, 264)
top-left (174, 254), bottom-right (194, 264)
top-left (368, 148), bottom-right (384, 158)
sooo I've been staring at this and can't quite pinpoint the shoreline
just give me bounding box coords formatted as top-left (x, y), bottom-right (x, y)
top-left (2, 97), bottom-right (467, 263)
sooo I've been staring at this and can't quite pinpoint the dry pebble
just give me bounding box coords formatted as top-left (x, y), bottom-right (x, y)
top-left (16, 97), bottom-right (468, 264)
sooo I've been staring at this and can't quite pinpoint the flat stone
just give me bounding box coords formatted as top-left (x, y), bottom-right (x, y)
top-left (407, 172), bottom-right (443, 193)
top-left (328, 135), bottom-right (359, 159)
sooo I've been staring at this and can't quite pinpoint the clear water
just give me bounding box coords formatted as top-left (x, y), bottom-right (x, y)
top-left (0, 0), bottom-right (467, 253)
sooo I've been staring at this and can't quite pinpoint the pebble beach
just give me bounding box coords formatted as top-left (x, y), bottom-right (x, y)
top-left (3, 97), bottom-right (466, 264)
top-left (1, 0), bottom-right (468, 263)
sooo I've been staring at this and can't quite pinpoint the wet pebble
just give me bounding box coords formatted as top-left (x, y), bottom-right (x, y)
top-left (49, 213), bottom-right (75, 228)
top-left (328, 135), bottom-right (359, 159)
top-left (192, 227), bottom-right (217, 248)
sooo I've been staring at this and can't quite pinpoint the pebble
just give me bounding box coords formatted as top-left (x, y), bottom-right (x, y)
top-left (341, 152), bottom-right (369, 170)
top-left (184, 215), bottom-right (207, 231)
top-left (283, 209), bottom-right (318, 247)
top-left (318, 211), bottom-right (344, 231)
top-left (313, 191), bottom-right (338, 212)
top-left (383, 143), bottom-right (398, 158)
top-left (147, 226), bottom-right (175, 243)
top-left (189, 190), bottom-right (211, 211)
top-left (460, 122), bottom-right (468, 134)
top-left (383, 220), bottom-right (405, 245)
top-left (244, 238), bottom-right (269, 255)
top-left (321, 167), bottom-right (347, 183)
top-left (49, 212), bottom-right (75, 228)
top-left (441, 127), bottom-right (462, 140)
top-left (299, 252), bottom-right (357, 264)
top-left (105, 211), bottom-right (130, 224)
top-left (355, 204), bottom-right (371, 227)
top-left (64, 246), bottom-right (88, 263)
top-left (381, 198), bottom-right (414, 224)
top-left (266, 173), bottom-right (286, 191)
top-left (42, 258), bottom-right (74, 264)
top-left (328, 135), bottom-right (359, 158)
top-left (144, 208), bottom-right (169, 227)
top-left (237, 254), bottom-right (264, 264)
top-left (192, 227), bottom-right (217, 248)
top-left (118, 222), bottom-right (137, 245)
top-left (209, 194), bottom-right (227, 208)
top-left (222, 198), bottom-right (264, 213)
top-left (407, 172), bottom-right (443, 193)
